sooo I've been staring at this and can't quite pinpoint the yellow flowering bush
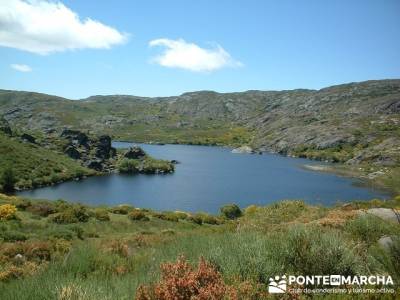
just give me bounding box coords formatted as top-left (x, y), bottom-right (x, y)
top-left (0, 204), bottom-right (17, 221)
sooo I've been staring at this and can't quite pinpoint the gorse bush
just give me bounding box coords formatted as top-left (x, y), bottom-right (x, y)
top-left (0, 204), bottom-right (17, 221)
top-left (50, 205), bottom-right (90, 224)
top-left (152, 212), bottom-right (179, 222)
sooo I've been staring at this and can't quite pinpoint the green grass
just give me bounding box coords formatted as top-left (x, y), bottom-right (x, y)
top-left (0, 194), bottom-right (399, 299)
top-left (0, 133), bottom-right (95, 190)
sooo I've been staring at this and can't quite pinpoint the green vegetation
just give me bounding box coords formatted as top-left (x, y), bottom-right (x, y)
top-left (220, 203), bottom-right (242, 219)
top-left (0, 193), bottom-right (399, 299)
top-left (0, 167), bottom-right (16, 193)
top-left (1, 80), bottom-right (400, 194)
top-left (0, 133), bottom-right (94, 190)
top-left (117, 157), bottom-right (174, 174)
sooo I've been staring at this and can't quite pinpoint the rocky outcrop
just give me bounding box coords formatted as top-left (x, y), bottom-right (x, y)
top-left (362, 208), bottom-right (400, 224)
top-left (61, 129), bottom-right (89, 148)
top-left (94, 135), bottom-right (116, 159)
top-left (64, 145), bottom-right (81, 159)
top-left (20, 133), bottom-right (36, 144)
top-left (85, 159), bottom-right (104, 171)
top-left (124, 146), bottom-right (146, 159)
top-left (232, 145), bottom-right (255, 154)
top-left (60, 129), bottom-right (116, 171)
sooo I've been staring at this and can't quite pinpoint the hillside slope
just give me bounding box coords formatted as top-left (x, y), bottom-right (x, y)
top-left (0, 79), bottom-right (399, 167)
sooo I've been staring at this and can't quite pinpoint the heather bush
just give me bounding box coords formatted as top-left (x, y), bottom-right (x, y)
top-left (136, 256), bottom-right (233, 300)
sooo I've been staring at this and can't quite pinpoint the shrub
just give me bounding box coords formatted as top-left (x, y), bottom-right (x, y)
top-left (50, 205), bottom-right (90, 224)
top-left (94, 208), bottom-right (110, 221)
top-left (106, 240), bottom-right (130, 257)
top-left (142, 158), bottom-right (174, 174)
top-left (73, 205), bottom-right (90, 222)
top-left (174, 211), bottom-right (188, 220)
top-left (220, 204), bottom-right (242, 219)
top-left (344, 215), bottom-right (399, 245)
top-left (369, 237), bottom-right (400, 284)
top-left (50, 210), bottom-right (78, 224)
top-left (46, 228), bottom-right (75, 240)
top-left (188, 214), bottom-right (203, 225)
top-left (110, 205), bottom-right (133, 215)
top-left (10, 198), bottom-right (31, 211)
top-left (0, 167), bottom-right (17, 193)
top-left (128, 210), bottom-right (149, 221)
top-left (0, 230), bottom-right (27, 242)
top-left (67, 225), bottom-right (84, 239)
top-left (282, 225), bottom-right (362, 276)
top-left (152, 212), bottom-right (179, 222)
top-left (117, 158), bottom-right (140, 173)
top-left (27, 202), bottom-right (56, 217)
top-left (0, 240), bottom-right (53, 262)
top-left (136, 256), bottom-right (233, 300)
top-left (0, 204), bottom-right (17, 221)
top-left (244, 205), bottom-right (258, 215)
top-left (201, 214), bottom-right (221, 225)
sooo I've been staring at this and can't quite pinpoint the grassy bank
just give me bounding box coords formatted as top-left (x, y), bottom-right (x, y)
top-left (0, 193), bottom-right (399, 299)
top-left (0, 133), bottom-right (95, 190)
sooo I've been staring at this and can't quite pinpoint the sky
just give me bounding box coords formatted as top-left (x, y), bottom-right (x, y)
top-left (0, 0), bottom-right (399, 99)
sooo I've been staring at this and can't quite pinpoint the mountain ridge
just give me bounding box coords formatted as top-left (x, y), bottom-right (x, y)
top-left (0, 79), bottom-right (399, 167)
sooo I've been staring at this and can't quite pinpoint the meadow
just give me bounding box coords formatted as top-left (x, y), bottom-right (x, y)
top-left (0, 193), bottom-right (399, 299)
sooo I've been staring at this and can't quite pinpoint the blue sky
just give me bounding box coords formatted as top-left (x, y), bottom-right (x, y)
top-left (0, 0), bottom-right (399, 99)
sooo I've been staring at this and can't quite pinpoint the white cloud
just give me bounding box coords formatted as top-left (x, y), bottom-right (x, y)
top-left (11, 64), bottom-right (32, 72)
top-left (149, 38), bottom-right (242, 72)
top-left (0, 0), bottom-right (128, 55)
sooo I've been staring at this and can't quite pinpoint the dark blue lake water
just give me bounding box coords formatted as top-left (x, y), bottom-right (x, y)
top-left (17, 142), bottom-right (389, 213)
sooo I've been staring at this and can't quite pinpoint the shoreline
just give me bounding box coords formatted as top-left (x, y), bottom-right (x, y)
top-left (301, 164), bottom-right (396, 197)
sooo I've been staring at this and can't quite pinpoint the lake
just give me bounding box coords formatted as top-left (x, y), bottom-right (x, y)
top-left (17, 142), bottom-right (389, 213)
